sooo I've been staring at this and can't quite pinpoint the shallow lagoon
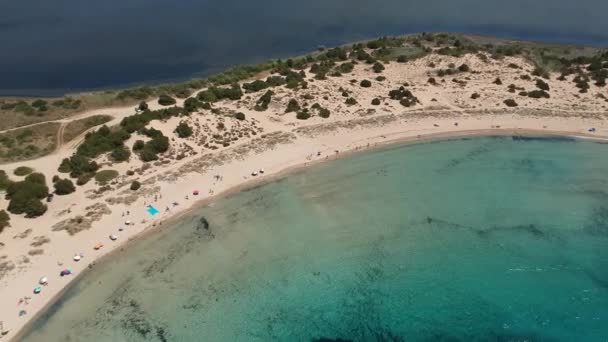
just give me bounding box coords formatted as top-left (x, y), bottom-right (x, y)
top-left (22, 136), bottom-right (608, 341)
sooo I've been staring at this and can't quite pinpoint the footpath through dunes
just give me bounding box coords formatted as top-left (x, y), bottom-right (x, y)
top-left (1, 33), bottom-right (608, 341)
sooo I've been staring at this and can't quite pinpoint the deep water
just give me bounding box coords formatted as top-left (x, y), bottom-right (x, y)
top-left (2, 0), bottom-right (608, 96)
top-left (21, 136), bottom-right (608, 341)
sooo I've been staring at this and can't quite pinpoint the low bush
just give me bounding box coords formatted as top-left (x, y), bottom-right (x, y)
top-left (371, 98), bottom-right (381, 105)
top-left (345, 97), bottom-right (358, 105)
top-left (372, 62), bottom-right (385, 73)
top-left (255, 90), bottom-right (273, 111)
top-left (360, 80), bottom-right (372, 87)
top-left (6, 172), bottom-right (48, 218)
top-left (285, 99), bottom-right (300, 113)
top-left (175, 121), bottom-right (193, 138)
top-left (0, 210), bottom-right (9, 233)
top-left (54, 178), bottom-right (75, 195)
top-left (158, 94), bottom-right (177, 106)
top-left (130, 180), bottom-right (141, 191)
top-left (504, 99), bottom-right (518, 107)
top-left (94, 170), bottom-right (119, 184)
top-left (318, 108), bottom-right (330, 118)
top-left (535, 79), bottom-right (550, 91)
top-left (13, 166), bottom-right (33, 176)
top-left (234, 112), bottom-right (246, 121)
top-left (296, 110), bottom-right (311, 120)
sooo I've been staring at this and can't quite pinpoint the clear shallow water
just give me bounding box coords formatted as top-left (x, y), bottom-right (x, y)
top-left (21, 136), bottom-right (608, 341)
top-left (2, 0), bottom-right (607, 96)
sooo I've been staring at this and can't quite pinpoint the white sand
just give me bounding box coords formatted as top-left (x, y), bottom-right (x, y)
top-left (1, 52), bottom-right (608, 340)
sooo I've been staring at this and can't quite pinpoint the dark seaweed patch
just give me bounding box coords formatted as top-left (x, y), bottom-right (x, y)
top-left (424, 216), bottom-right (545, 238)
top-left (512, 135), bottom-right (576, 143)
top-left (583, 206), bottom-right (608, 236)
top-left (197, 217), bottom-right (209, 230)
top-left (439, 143), bottom-right (492, 171)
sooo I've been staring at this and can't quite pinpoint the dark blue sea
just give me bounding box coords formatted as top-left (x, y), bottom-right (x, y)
top-left (1, 0), bottom-right (607, 96)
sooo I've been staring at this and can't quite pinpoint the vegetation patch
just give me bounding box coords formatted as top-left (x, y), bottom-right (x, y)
top-left (6, 172), bottom-right (49, 218)
top-left (63, 115), bottom-right (113, 143)
top-left (0, 210), bottom-right (10, 233)
top-left (94, 170), bottom-right (119, 184)
top-left (0, 123), bottom-right (60, 163)
top-left (13, 166), bottom-right (34, 176)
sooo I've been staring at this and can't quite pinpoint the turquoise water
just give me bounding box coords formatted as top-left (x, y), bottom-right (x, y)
top-left (21, 136), bottom-right (608, 341)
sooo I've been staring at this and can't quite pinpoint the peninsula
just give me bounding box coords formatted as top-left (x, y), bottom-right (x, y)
top-left (1, 33), bottom-right (607, 340)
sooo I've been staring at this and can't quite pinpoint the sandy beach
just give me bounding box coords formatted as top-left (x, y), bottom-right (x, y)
top-left (1, 47), bottom-right (608, 340)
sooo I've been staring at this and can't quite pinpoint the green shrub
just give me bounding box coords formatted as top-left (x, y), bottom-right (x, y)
top-left (130, 180), bottom-right (141, 191)
top-left (139, 148), bottom-right (158, 162)
top-left (175, 121), bottom-right (193, 138)
top-left (111, 146), bottom-right (131, 162)
top-left (76, 173), bottom-right (93, 186)
top-left (457, 64), bottom-right (470, 72)
top-left (196, 84), bottom-right (243, 102)
top-left (54, 178), bottom-right (75, 195)
top-left (493, 77), bottom-right (503, 85)
top-left (504, 99), bottom-right (518, 107)
top-left (184, 97), bottom-right (203, 113)
top-left (234, 112), bottom-right (246, 121)
top-left (6, 173), bottom-right (48, 218)
top-left (318, 108), bottom-right (330, 118)
top-left (372, 62), bottom-right (385, 73)
top-left (471, 93), bottom-right (480, 99)
top-left (94, 170), bottom-right (119, 184)
top-left (360, 80), bottom-right (372, 88)
top-left (376, 76), bottom-right (386, 82)
top-left (31, 99), bottom-right (48, 108)
top-left (158, 94), bottom-right (177, 106)
top-left (285, 99), bottom-right (300, 113)
top-left (255, 90), bottom-right (273, 111)
top-left (338, 62), bottom-right (354, 73)
top-left (371, 98), bottom-right (381, 105)
top-left (0, 170), bottom-right (12, 191)
top-left (133, 140), bottom-right (145, 151)
top-left (138, 101), bottom-right (149, 111)
top-left (397, 55), bottom-right (408, 63)
top-left (535, 79), bottom-right (550, 91)
top-left (13, 166), bottom-right (33, 176)
top-left (345, 97), bottom-right (357, 105)
top-left (0, 210), bottom-right (10, 233)
top-left (296, 110), bottom-right (311, 120)
top-left (527, 90), bottom-right (550, 99)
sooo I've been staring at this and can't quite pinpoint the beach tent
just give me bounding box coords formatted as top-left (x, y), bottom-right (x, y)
top-left (147, 206), bottom-right (160, 216)
top-left (38, 277), bottom-right (48, 285)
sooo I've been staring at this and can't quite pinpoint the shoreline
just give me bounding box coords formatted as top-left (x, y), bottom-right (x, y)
top-left (3, 35), bottom-right (608, 340)
top-left (10, 126), bottom-right (608, 341)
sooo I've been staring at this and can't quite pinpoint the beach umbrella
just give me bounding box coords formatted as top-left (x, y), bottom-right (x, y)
top-left (110, 234), bottom-right (118, 241)
top-left (33, 287), bottom-right (41, 294)
top-left (94, 243), bottom-right (103, 250)
top-left (38, 277), bottom-right (48, 285)
top-left (193, 190), bottom-right (200, 195)
top-left (125, 220), bottom-right (131, 225)
top-left (73, 255), bottom-right (81, 262)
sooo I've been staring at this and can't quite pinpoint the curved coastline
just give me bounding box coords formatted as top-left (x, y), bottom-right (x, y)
top-left (3, 30), bottom-right (608, 340)
top-left (11, 126), bottom-right (608, 341)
